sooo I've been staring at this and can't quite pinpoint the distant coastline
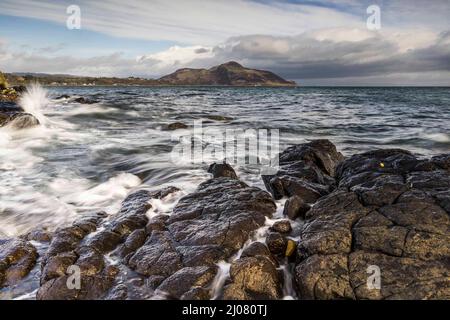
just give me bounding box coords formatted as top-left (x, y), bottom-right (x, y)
top-left (4, 61), bottom-right (297, 88)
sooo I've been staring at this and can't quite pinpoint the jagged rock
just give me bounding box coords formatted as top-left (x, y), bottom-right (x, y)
top-left (222, 256), bottom-right (282, 300)
top-left (283, 195), bottom-right (310, 220)
top-left (180, 287), bottom-right (211, 300)
top-left (6, 113), bottom-right (40, 129)
top-left (166, 122), bottom-right (188, 130)
top-left (206, 115), bottom-right (233, 121)
top-left (37, 188), bottom-right (179, 300)
top-left (23, 228), bottom-right (52, 242)
top-left (262, 140), bottom-right (343, 200)
top-left (270, 220), bottom-right (292, 234)
top-left (207, 162), bottom-right (238, 179)
top-left (126, 172), bottom-right (276, 299)
top-left (293, 145), bottom-right (450, 300)
top-left (265, 232), bottom-right (287, 255)
top-left (55, 94), bottom-right (70, 99)
top-left (0, 239), bottom-right (38, 288)
top-left (241, 242), bottom-right (278, 266)
top-left (156, 266), bottom-right (217, 299)
top-left (72, 97), bottom-right (98, 104)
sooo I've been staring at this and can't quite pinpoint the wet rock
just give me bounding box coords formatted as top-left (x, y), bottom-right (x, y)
top-left (157, 266), bottom-right (217, 299)
top-left (128, 231), bottom-right (183, 277)
top-left (222, 256), bottom-right (282, 300)
top-left (241, 242), bottom-right (278, 266)
top-left (72, 97), bottom-right (98, 104)
top-left (166, 122), bottom-right (188, 130)
top-left (0, 239), bottom-right (38, 288)
top-left (265, 232), bottom-right (287, 256)
top-left (12, 85), bottom-right (26, 94)
top-left (167, 177), bottom-right (275, 251)
top-left (124, 168), bottom-right (276, 299)
top-left (145, 215), bottom-right (169, 234)
top-left (181, 287), bottom-right (211, 300)
top-left (283, 195), bottom-right (310, 220)
top-left (206, 115), bottom-right (233, 121)
top-left (262, 140), bottom-right (343, 200)
top-left (270, 220), bottom-right (292, 234)
top-left (0, 112), bottom-right (39, 129)
top-left (37, 189), bottom-right (179, 300)
top-left (285, 239), bottom-right (296, 257)
top-left (294, 147), bottom-right (450, 299)
top-left (0, 101), bottom-right (23, 113)
top-left (23, 228), bottom-right (52, 243)
top-left (241, 242), bottom-right (271, 259)
top-left (207, 162), bottom-right (238, 179)
top-left (55, 94), bottom-right (70, 99)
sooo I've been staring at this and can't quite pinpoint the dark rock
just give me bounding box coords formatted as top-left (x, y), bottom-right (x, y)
top-left (241, 242), bottom-right (278, 266)
top-left (23, 228), bottom-right (52, 242)
top-left (180, 287), bottom-right (211, 300)
top-left (166, 122), bottom-right (188, 130)
top-left (37, 190), bottom-right (178, 300)
top-left (294, 147), bottom-right (450, 300)
top-left (222, 256), bottom-right (281, 300)
top-left (72, 97), bottom-right (98, 104)
top-left (12, 85), bottom-right (26, 93)
top-left (262, 140), bottom-right (342, 200)
top-left (283, 195), bottom-right (310, 220)
top-left (265, 232), bottom-right (287, 255)
top-left (270, 220), bottom-right (292, 233)
top-left (0, 239), bottom-right (38, 288)
top-left (145, 215), bottom-right (169, 234)
top-left (0, 101), bottom-right (23, 113)
top-left (206, 115), bottom-right (233, 121)
top-left (241, 242), bottom-right (272, 259)
top-left (157, 266), bottom-right (217, 299)
top-left (128, 231), bottom-right (183, 277)
top-left (0, 112), bottom-right (39, 129)
top-left (55, 94), bottom-right (70, 99)
top-left (207, 162), bottom-right (238, 179)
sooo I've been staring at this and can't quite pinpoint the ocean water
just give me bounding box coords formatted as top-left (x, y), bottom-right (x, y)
top-left (0, 86), bottom-right (449, 237)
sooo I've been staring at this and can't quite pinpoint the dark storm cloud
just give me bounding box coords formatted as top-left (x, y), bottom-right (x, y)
top-left (205, 31), bottom-right (450, 81)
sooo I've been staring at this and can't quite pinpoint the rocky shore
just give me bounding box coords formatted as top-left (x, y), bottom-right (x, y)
top-left (0, 140), bottom-right (449, 300)
top-left (0, 77), bottom-right (40, 129)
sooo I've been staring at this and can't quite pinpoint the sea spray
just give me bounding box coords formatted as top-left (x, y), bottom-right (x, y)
top-left (18, 83), bottom-right (49, 125)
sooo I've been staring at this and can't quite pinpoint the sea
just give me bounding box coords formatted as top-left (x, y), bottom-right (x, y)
top-left (1, 85), bottom-right (449, 237)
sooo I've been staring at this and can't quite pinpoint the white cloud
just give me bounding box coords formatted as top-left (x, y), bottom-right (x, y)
top-left (0, 0), bottom-right (362, 44)
top-left (0, 1), bottom-right (449, 85)
top-left (137, 45), bottom-right (213, 73)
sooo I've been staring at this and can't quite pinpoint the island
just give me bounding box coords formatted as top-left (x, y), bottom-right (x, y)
top-left (2, 62), bottom-right (297, 87)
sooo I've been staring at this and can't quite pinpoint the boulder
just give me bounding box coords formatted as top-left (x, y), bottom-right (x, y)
top-left (265, 232), bottom-right (287, 255)
top-left (1, 112), bottom-right (40, 129)
top-left (222, 256), bottom-right (282, 300)
top-left (0, 239), bottom-right (38, 288)
top-left (166, 122), bottom-right (188, 130)
top-left (294, 147), bottom-right (450, 299)
top-left (207, 162), bottom-right (238, 179)
top-left (270, 220), bottom-right (292, 234)
top-left (283, 195), bottom-right (310, 220)
top-left (262, 139), bottom-right (343, 200)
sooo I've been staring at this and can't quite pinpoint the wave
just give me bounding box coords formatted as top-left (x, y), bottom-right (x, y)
top-left (18, 83), bottom-right (49, 125)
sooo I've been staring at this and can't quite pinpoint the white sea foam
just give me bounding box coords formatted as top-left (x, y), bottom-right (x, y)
top-left (18, 83), bottom-right (49, 125)
top-left (423, 132), bottom-right (450, 143)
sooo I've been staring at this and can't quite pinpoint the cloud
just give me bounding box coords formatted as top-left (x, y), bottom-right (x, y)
top-left (0, 1), bottom-right (448, 84)
top-left (1, 28), bottom-right (449, 86)
top-left (137, 45), bottom-right (214, 74)
top-left (0, 0), bottom-right (362, 44)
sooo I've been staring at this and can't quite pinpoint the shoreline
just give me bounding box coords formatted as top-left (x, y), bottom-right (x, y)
top-left (1, 139), bottom-right (448, 300)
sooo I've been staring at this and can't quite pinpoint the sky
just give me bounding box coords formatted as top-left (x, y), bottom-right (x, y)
top-left (0, 0), bottom-right (449, 85)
